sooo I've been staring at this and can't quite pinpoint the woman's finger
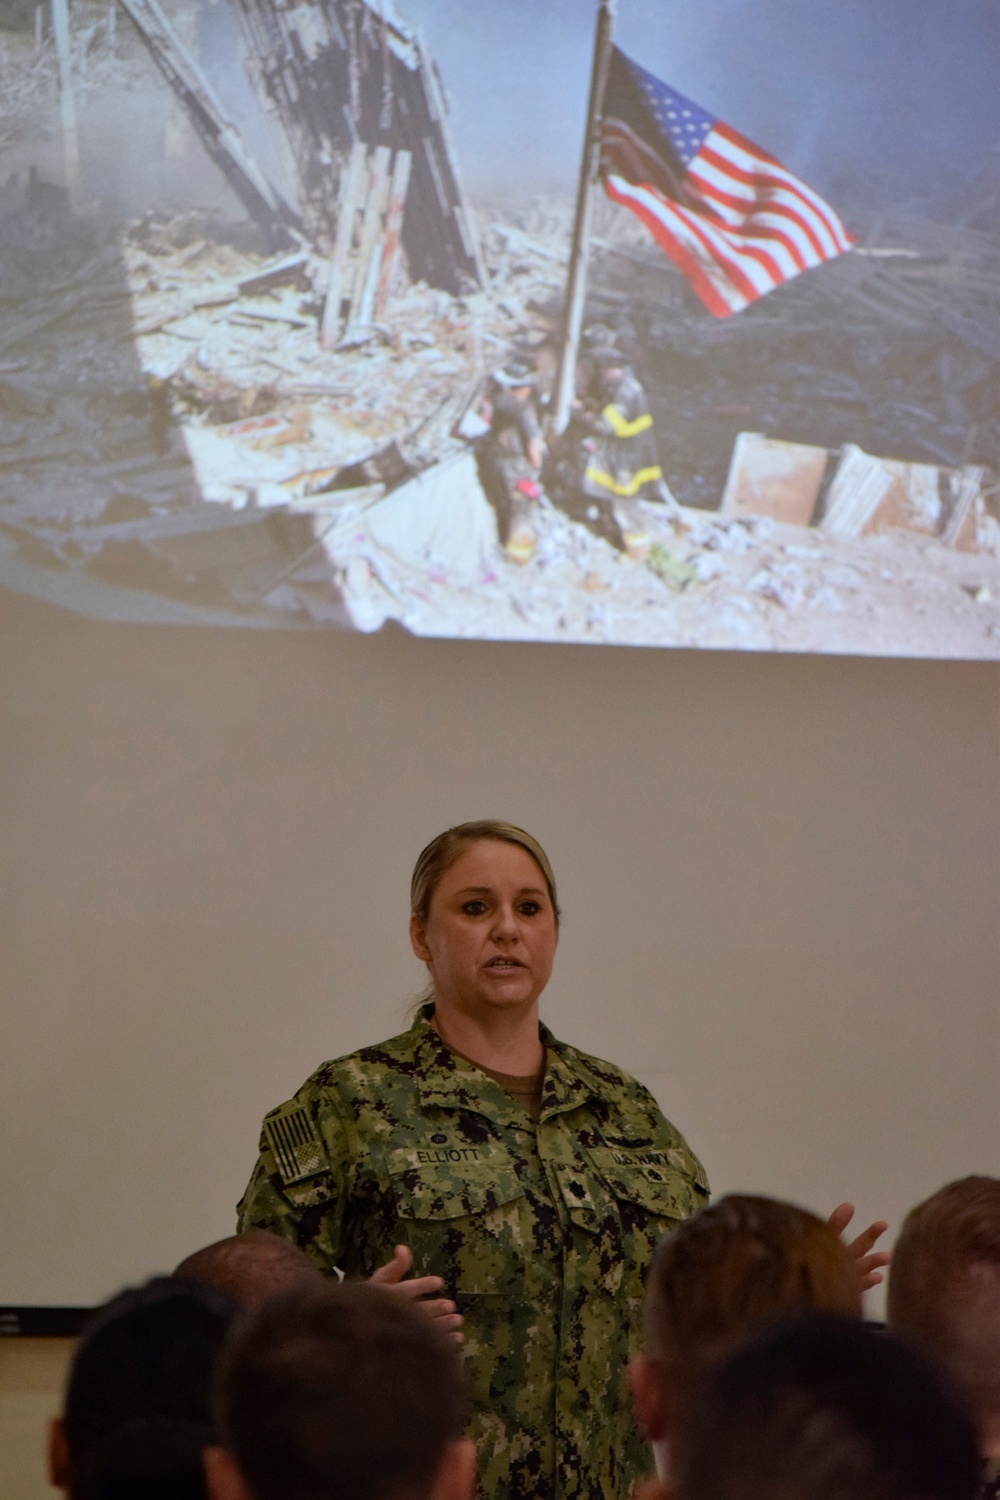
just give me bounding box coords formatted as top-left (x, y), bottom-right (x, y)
top-left (846, 1221), bottom-right (890, 1260)
top-left (382, 1274), bottom-right (447, 1300)
top-left (856, 1250), bottom-right (892, 1290)
top-left (826, 1202), bottom-right (855, 1237)
top-left (368, 1244), bottom-right (412, 1285)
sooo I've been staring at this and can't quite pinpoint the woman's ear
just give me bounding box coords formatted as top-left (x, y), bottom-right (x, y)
top-left (409, 911), bottom-right (432, 963)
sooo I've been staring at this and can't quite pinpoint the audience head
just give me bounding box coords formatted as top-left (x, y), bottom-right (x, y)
top-left (174, 1231), bottom-right (323, 1309)
top-left (49, 1275), bottom-right (237, 1500)
top-left (630, 1194), bottom-right (861, 1479)
top-left (887, 1174), bottom-right (1000, 1459)
top-left (679, 1313), bottom-right (981, 1500)
top-left (205, 1280), bottom-right (474, 1500)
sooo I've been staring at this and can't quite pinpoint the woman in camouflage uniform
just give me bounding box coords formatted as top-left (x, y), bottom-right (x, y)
top-left (238, 820), bottom-right (710, 1500)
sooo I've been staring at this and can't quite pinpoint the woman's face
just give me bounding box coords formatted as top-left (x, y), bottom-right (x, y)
top-left (409, 839), bottom-right (559, 1024)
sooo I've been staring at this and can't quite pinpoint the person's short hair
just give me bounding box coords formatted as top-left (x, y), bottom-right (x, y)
top-left (214, 1281), bottom-right (466, 1500)
top-left (174, 1230), bottom-right (323, 1308)
top-left (409, 820), bottom-right (559, 925)
top-left (644, 1193), bottom-right (861, 1430)
top-left (887, 1175), bottom-right (1000, 1440)
top-left (63, 1276), bottom-right (237, 1500)
top-left (680, 1314), bottom-right (981, 1500)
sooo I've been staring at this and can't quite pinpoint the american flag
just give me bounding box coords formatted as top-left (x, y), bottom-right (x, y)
top-left (600, 48), bottom-right (853, 317)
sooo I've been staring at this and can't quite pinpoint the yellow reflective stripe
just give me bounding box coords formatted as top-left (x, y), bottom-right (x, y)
top-left (601, 404), bottom-right (654, 438)
top-left (584, 463), bottom-right (663, 497)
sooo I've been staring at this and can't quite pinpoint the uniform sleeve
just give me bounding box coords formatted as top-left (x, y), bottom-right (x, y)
top-left (631, 1078), bottom-right (711, 1203)
top-left (236, 1086), bottom-right (354, 1274)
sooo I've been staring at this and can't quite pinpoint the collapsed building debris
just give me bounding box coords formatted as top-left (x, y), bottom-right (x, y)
top-left (117, 0), bottom-right (484, 313)
top-left (721, 432), bottom-right (991, 554)
top-left (230, 0), bottom-right (484, 294)
top-left (117, 0), bottom-right (299, 244)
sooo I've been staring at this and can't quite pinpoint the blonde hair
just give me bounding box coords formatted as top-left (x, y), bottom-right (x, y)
top-left (887, 1175), bottom-right (1000, 1434)
top-left (645, 1194), bottom-right (861, 1461)
top-left (410, 821), bottom-right (560, 925)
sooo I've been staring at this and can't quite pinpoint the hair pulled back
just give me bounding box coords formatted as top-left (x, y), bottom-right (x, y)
top-left (410, 821), bottom-right (560, 925)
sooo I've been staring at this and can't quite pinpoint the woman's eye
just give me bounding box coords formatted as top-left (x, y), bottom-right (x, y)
top-left (518, 901), bottom-right (541, 916)
top-left (461, 900), bottom-right (488, 915)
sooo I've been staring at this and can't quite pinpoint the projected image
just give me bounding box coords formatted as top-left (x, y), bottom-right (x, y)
top-left (0, 0), bottom-right (997, 655)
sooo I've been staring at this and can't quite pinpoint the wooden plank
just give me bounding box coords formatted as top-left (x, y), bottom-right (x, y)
top-left (820, 445), bottom-right (895, 538)
top-left (720, 433), bottom-right (829, 528)
top-left (347, 145), bottom-right (392, 329)
top-left (942, 466), bottom-right (985, 549)
top-left (374, 150), bottom-right (412, 321)
top-left (320, 140), bottom-right (367, 350)
top-left (51, 0), bottom-right (81, 200)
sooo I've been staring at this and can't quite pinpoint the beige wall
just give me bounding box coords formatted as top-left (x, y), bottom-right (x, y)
top-left (1, 586), bottom-right (998, 1312)
top-left (0, 1339), bottom-right (71, 1500)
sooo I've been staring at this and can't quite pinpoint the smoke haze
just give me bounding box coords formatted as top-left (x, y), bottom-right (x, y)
top-left (399, 0), bottom-right (998, 212)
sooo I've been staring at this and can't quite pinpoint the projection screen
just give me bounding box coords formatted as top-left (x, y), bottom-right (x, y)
top-left (0, 0), bottom-right (997, 657)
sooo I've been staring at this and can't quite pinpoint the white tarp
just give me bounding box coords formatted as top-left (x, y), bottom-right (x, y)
top-left (357, 449), bottom-right (498, 583)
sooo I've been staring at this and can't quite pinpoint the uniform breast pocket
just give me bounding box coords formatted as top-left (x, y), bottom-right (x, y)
top-left (587, 1147), bottom-right (700, 1236)
top-left (387, 1151), bottom-right (528, 1297)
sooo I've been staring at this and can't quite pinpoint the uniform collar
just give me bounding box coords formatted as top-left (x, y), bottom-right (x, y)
top-left (410, 1005), bottom-right (599, 1120)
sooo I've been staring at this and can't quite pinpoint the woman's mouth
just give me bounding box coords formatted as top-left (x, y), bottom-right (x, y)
top-left (486, 957), bottom-right (523, 969)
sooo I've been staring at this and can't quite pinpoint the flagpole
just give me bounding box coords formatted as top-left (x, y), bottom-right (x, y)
top-left (551, 0), bottom-right (617, 436)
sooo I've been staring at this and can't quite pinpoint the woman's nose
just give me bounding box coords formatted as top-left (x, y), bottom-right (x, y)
top-left (491, 904), bottom-right (519, 938)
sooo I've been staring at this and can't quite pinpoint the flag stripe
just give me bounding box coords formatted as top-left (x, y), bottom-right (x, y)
top-left (697, 145), bottom-right (839, 260)
top-left (689, 152), bottom-right (829, 244)
top-left (710, 123), bottom-right (852, 250)
top-left (600, 48), bottom-right (853, 317)
top-left (715, 126), bottom-right (854, 249)
top-left (605, 175), bottom-right (760, 313)
top-left (687, 169), bottom-right (814, 272)
top-left (633, 186), bottom-right (772, 298)
top-left (603, 177), bottom-right (745, 314)
top-left (622, 174), bottom-right (799, 295)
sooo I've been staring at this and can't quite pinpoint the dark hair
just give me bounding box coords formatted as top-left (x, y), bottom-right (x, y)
top-left (644, 1194), bottom-right (860, 1447)
top-left (214, 1281), bottom-right (466, 1500)
top-left (174, 1230), bottom-right (323, 1309)
top-left (680, 1314), bottom-right (981, 1500)
top-left (887, 1175), bottom-right (1000, 1436)
top-left (410, 820), bottom-right (559, 925)
top-left (63, 1276), bottom-right (237, 1500)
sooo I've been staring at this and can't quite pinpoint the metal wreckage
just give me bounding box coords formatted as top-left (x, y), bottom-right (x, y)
top-left (0, 0), bottom-right (998, 654)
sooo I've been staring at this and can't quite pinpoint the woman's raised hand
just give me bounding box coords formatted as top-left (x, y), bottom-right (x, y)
top-left (827, 1202), bottom-right (891, 1291)
top-left (369, 1244), bottom-right (465, 1344)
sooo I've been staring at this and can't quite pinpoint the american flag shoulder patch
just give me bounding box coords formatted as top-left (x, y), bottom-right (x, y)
top-left (263, 1104), bottom-right (327, 1185)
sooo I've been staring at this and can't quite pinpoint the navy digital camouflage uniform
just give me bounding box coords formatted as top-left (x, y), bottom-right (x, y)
top-left (237, 1005), bottom-right (709, 1500)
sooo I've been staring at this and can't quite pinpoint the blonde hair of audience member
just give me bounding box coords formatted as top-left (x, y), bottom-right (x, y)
top-left (205, 1282), bottom-right (475, 1500)
top-left (629, 1194), bottom-right (862, 1489)
top-left (887, 1175), bottom-right (1000, 1460)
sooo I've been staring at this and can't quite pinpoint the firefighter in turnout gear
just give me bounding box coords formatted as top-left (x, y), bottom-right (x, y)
top-left (475, 359), bottom-right (545, 566)
top-left (579, 347), bottom-right (663, 559)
